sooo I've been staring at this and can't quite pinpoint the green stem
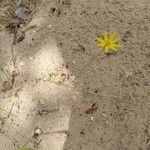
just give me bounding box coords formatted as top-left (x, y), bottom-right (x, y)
top-left (80, 50), bottom-right (102, 71)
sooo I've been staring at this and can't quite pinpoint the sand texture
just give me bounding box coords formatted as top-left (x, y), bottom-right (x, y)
top-left (0, 0), bottom-right (150, 150)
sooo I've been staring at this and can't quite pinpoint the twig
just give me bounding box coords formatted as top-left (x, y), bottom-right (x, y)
top-left (12, 23), bottom-right (19, 45)
top-left (43, 130), bottom-right (68, 135)
top-left (9, 23), bottom-right (19, 88)
top-left (11, 42), bottom-right (17, 70)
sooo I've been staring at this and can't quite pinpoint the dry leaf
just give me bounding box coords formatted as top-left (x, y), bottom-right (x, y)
top-left (85, 106), bottom-right (98, 114)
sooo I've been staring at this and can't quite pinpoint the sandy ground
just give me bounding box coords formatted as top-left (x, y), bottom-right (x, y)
top-left (0, 0), bottom-right (150, 150)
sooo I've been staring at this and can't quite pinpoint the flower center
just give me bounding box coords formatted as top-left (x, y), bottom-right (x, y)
top-left (105, 39), bottom-right (111, 47)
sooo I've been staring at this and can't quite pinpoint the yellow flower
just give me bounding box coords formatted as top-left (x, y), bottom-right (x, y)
top-left (96, 32), bottom-right (120, 53)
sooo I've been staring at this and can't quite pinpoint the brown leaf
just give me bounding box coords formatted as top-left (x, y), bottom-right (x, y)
top-left (85, 106), bottom-right (98, 114)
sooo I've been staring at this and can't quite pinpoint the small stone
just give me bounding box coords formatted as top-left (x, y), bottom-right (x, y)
top-left (94, 90), bottom-right (98, 93)
top-left (91, 116), bottom-right (94, 121)
top-left (35, 128), bottom-right (42, 135)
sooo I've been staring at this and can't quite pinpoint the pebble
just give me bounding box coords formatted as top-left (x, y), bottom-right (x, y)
top-left (15, 5), bottom-right (29, 23)
top-left (35, 128), bottom-right (42, 135)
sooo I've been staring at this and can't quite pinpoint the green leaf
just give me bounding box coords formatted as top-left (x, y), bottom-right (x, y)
top-left (17, 146), bottom-right (33, 150)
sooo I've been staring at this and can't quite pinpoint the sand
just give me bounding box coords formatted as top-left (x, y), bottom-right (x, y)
top-left (0, 0), bottom-right (150, 150)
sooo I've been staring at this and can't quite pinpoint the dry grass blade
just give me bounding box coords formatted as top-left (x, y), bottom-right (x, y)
top-left (0, 63), bottom-right (11, 81)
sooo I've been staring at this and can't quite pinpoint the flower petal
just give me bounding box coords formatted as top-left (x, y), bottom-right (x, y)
top-left (104, 46), bottom-right (109, 53)
top-left (111, 43), bottom-right (120, 48)
top-left (110, 38), bottom-right (119, 43)
top-left (96, 37), bottom-right (103, 42)
top-left (96, 32), bottom-right (120, 53)
top-left (109, 33), bottom-right (119, 43)
top-left (109, 44), bottom-right (120, 51)
top-left (110, 32), bottom-right (117, 38)
top-left (97, 43), bottom-right (104, 47)
top-left (103, 32), bottom-right (108, 41)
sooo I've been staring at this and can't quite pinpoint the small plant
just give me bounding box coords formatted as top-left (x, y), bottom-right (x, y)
top-left (96, 32), bottom-right (120, 53)
top-left (17, 146), bottom-right (33, 150)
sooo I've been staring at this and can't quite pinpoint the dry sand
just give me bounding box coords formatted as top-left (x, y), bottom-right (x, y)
top-left (0, 0), bottom-right (150, 150)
